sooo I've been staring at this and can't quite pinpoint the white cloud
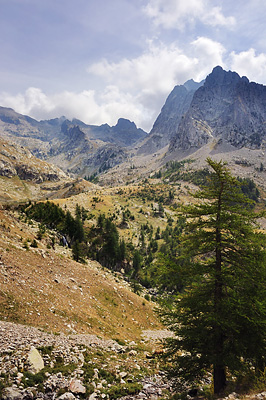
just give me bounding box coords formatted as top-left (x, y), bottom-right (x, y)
top-left (190, 37), bottom-right (226, 80)
top-left (143, 0), bottom-right (204, 30)
top-left (87, 41), bottom-right (202, 128)
top-left (201, 6), bottom-right (235, 27)
top-left (0, 86), bottom-right (152, 131)
top-left (0, 88), bottom-right (102, 124)
top-left (0, 37), bottom-right (231, 132)
top-left (230, 48), bottom-right (266, 84)
top-left (88, 41), bottom-right (199, 96)
top-left (143, 0), bottom-right (235, 29)
top-left (89, 38), bottom-right (226, 97)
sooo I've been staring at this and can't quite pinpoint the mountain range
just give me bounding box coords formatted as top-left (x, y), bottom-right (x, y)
top-left (0, 107), bottom-right (146, 177)
top-left (1, 65), bottom-right (266, 186)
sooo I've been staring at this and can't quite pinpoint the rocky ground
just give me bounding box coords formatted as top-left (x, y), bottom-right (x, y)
top-left (0, 321), bottom-right (173, 400)
top-left (2, 320), bottom-right (266, 400)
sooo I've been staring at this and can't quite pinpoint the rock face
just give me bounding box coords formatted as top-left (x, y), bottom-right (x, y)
top-left (169, 66), bottom-right (266, 151)
top-left (139, 79), bottom-right (203, 154)
top-left (82, 144), bottom-right (129, 176)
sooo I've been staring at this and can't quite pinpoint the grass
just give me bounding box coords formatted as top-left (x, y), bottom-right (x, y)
top-left (0, 291), bottom-right (27, 324)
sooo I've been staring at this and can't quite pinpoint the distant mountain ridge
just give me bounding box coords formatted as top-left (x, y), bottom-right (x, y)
top-left (0, 107), bottom-right (147, 146)
top-left (0, 107), bottom-right (146, 176)
top-left (2, 66), bottom-right (266, 181)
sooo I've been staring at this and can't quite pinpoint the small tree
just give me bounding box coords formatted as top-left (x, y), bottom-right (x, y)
top-left (72, 240), bottom-right (86, 263)
top-left (132, 250), bottom-right (142, 278)
top-left (160, 158), bottom-right (266, 394)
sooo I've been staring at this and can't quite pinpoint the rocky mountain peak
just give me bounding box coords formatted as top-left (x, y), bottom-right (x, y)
top-left (61, 120), bottom-right (86, 141)
top-left (138, 79), bottom-right (204, 154)
top-left (114, 118), bottom-right (137, 131)
top-left (111, 118), bottom-right (147, 146)
top-left (204, 65), bottom-right (246, 87)
top-left (169, 66), bottom-right (266, 152)
top-left (183, 78), bottom-right (203, 92)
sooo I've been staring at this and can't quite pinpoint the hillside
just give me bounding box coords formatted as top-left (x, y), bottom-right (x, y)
top-left (1, 162), bottom-right (266, 399)
top-left (2, 65), bottom-right (266, 399)
top-left (0, 178), bottom-right (182, 398)
top-left (0, 202), bottom-right (162, 339)
top-left (0, 204), bottom-right (170, 399)
top-left (0, 137), bottom-right (98, 203)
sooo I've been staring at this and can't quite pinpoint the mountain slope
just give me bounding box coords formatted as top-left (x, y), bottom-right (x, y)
top-left (138, 79), bottom-right (203, 154)
top-left (0, 204), bottom-right (160, 339)
top-left (0, 137), bottom-right (97, 203)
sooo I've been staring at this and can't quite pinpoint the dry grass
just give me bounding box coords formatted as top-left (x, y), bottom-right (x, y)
top-left (0, 206), bottom-right (161, 341)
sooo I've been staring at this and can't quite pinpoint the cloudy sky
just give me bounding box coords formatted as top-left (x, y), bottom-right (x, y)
top-left (0, 0), bottom-right (266, 131)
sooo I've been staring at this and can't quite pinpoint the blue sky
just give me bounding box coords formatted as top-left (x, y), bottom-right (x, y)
top-left (0, 0), bottom-right (266, 131)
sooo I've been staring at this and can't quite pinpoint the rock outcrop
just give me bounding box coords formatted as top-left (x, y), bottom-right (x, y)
top-left (0, 138), bottom-right (67, 182)
top-left (111, 118), bottom-right (147, 146)
top-left (82, 144), bottom-right (129, 176)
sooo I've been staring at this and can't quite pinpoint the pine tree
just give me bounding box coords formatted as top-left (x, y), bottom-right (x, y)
top-left (132, 250), bottom-right (142, 278)
top-left (160, 158), bottom-right (266, 394)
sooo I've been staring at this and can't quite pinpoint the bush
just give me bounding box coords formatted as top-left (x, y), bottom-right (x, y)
top-left (21, 371), bottom-right (46, 388)
top-left (104, 382), bottom-right (142, 399)
top-left (30, 239), bottom-right (38, 248)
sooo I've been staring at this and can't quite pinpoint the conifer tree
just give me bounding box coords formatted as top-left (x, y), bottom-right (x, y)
top-left (161, 158), bottom-right (266, 394)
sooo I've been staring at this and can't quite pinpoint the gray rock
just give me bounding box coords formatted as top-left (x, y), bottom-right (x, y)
top-left (88, 393), bottom-right (98, 400)
top-left (57, 392), bottom-right (76, 400)
top-left (1, 387), bottom-right (23, 400)
top-left (69, 379), bottom-right (86, 394)
top-left (139, 80), bottom-right (203, 154)
top-left (169, 66), bottom-right (266, 152)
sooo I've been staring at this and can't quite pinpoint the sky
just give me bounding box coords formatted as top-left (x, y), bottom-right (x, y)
top-left (0, 0), bottom-right (266, 132)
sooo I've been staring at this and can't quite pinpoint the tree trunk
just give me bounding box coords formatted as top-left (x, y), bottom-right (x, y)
top-left (214, 364), bottom-right (226, 394)
top-left (213, 183), bottom-right (226, 394)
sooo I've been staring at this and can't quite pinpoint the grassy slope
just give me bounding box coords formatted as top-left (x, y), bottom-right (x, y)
top-left (0, 204), bottom-right (161, 341)
top-left (0, 176), bottom-right (194, 340)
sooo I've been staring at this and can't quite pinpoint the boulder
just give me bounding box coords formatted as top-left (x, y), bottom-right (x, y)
top-left (69, 379), bottom-right (86, 394)
top-left (57, 392), bottom-right (77, 400)
top-left (1, 387), bottom-right (23, 400)
top-left (88, 393), bottom-right (98, 400)
top-left (27, 346), bottom-right (44, 373)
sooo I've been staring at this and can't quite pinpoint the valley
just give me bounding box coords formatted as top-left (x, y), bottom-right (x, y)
top-left (1, 66), bottom-right (266, 399)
